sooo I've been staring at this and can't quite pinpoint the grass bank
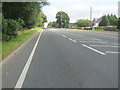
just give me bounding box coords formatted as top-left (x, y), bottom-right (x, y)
top-left (2, 27), bottom-right (41, 59)
top-left (93, 29), bottom-right (119, 32)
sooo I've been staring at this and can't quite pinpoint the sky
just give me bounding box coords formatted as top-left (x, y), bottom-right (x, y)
top-left (42, 0), bottom-right (119, 23)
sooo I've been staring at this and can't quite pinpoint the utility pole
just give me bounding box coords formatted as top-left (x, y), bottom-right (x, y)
top-left (90, 6), bottom-right (92, 28)
top-left (61, 13), bottom-right (62, 28)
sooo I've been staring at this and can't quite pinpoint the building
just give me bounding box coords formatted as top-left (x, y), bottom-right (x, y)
top-left (92, 17), bottom-right (102, 27)
top-left (68, 23), bottom-right (77, 28)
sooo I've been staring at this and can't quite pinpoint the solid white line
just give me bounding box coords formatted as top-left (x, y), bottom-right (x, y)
top-left (62, 35), bottom-right (66, 38)
top-left (89, 45), bottom-right (119, 48)
top-left (82, 44), bottom-right (106, 55)
top-left (106, 51), bottom-right (120, 54)
top-left (15, 30), bottom-right (43, 88)
top-left (68, 38), bottom-right (77, 42)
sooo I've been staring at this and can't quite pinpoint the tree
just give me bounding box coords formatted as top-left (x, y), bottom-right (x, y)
top-left (107, 14), bottom-right (118, 26)
top-left (99, 15), bottom-right (110, 26)
top-left (118, 18), bottom-right (120, 30)
top-left (56, 11), bottom-right (70, 28)
top-left (37, 11), bottom-right (47, 27)
top-left (2, 2), bottom-right (49, 28)
top-left (48, 21), bottom-right (57, 27)
top-left (2, 2), bottom-right (49, 41)
top-left (76, 19), bottom-right (92, 27)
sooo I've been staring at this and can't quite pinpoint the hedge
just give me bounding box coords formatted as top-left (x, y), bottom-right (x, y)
top-left (2, 18), bottom-right (19, 41)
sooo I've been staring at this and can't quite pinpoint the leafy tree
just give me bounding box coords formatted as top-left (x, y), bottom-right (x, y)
top-left (56, 11), bottom-right (70, 28)
top-left (48, 21), bottom-right (57, 27)
top-left (77, 19), bottom-right (92, 27)
top-left (37, 11), bottom-right (47, 27)
top-left (107, 14), bottom-right (118, 26)
top-left (2, 2), bottom-right (49, 28)
top-left (2, 2), bottom-right (49, 41)
top-left (99, 15), bottom-right (110, 26)
top-left (118, 18), bottom-right (120, 30)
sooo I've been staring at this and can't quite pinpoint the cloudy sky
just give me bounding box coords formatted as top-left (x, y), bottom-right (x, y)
top-left (42, 0), bottom-right (119, 23)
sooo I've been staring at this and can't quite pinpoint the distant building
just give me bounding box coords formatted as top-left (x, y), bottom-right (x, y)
top-left (118, 1), bottom-right (120, 18)
top-left (92, 17), bottom-right (102, 27)
top-left (68, 23), bottom-right (77, 28)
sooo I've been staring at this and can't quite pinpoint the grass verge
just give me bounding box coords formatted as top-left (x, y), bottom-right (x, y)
top-left (93, 29), bottom-right (120, 32)
top-left (2, 27), bottom-right (41, 59)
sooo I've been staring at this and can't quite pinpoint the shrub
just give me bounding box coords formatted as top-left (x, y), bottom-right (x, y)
top-left (17, 18), bottom-right (24, 30)
top-left (104, 26), bottom-right (116, 31)
top-left (94, 26), bottom-right (105, 30)
top-left (2, 18), bottom-right (19, 41)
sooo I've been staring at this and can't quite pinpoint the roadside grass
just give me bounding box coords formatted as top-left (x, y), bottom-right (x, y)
top-left (93, 29), bottom-right (120, 32)
top-left (2, 27), bottom-right (41, 59)
top-left (0, 41), bottom-right (2, 60)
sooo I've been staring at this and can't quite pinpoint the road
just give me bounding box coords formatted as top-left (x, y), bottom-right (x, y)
top-left (2, 28), bottom-right (118, 88)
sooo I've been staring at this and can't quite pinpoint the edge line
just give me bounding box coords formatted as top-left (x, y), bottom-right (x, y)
top-left (15, 29), bottom-right (43, 88)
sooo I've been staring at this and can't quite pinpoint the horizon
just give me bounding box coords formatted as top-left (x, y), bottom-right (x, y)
top-left (43, 0), bottom-right (119, 23)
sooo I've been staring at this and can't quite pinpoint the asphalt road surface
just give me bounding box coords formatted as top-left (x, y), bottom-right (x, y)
top-left (2, 28), bottom-right (119, 88)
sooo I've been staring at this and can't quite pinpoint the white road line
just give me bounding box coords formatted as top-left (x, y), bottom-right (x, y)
top-left (106, 51), bottom-right (120, 54)
top-left (79, 41), bottom-right (108, 44)
top-left (112, 43), bottom-right (120, 46)
top-left (62, 35), bottom-right (66, 38)
top-left (68, 38), bottom-right (77, 42)
top-left (89, 45), bottom-right (119, 48)
top-left (15, 30), bottom-right (43, 88)
top-left (82, 44), bottom-right (106, 55)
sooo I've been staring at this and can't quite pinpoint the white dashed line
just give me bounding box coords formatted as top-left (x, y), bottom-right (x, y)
top-left (89, 45), bottom-right (119, 48)
top-left (15, 30), bottom-right (43, 88)
top-left (106, 51), bottom-right (120, 54)
top-left (68, 38), bottom-right (77, 42)
top-left (79, 41), bottom-right (108, 44)
top-left (82, 44), bottom-right (106, 55)
top-left (62, 35), bottom-right (66, 38)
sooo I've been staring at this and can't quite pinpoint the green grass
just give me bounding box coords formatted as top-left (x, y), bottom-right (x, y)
top-left (2, 27), bottom-right (41, 59)
top-left (93, 29), bottom-right (120, 32)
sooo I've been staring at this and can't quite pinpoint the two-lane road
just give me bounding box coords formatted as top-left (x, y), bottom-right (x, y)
top-left (2, 28), bottom-right (118, 88)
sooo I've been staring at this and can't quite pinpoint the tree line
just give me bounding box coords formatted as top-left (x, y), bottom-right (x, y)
top-left (99, 14), bottom-right (118, 26)
top-left (2, 2), bottom-right (49, 41)
top-left (48, 11), bottom-right (119, 29)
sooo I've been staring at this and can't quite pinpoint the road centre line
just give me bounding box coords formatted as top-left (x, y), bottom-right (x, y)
top-left (106, 51), bottom-right (120, 54)
top-left (82, 44), bottom-right (106, 55)
top-left (89, 45), bottom-right (119, 48)
top-left (62, 35), bottom-right (66, 38)
top-left (79, 41), bottom-right (108, 44)
top-left (15, 30), bottom-right (43, 88)
top-left (68, 38), bottom-right (77, 42)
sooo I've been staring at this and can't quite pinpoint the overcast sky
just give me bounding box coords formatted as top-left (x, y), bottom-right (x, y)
top-left (42, 0), bottom-right (119, 23)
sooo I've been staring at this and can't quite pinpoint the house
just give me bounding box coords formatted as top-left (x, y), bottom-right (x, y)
top-left (92, 17), bottom-right (102, 27)
top-left (68, 23), bottom-right (77, 28)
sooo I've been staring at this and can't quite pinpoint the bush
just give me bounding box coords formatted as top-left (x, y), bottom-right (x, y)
top-left (17, 18), bottom-right (24, 30)
top-left (94, 26), bottom-right (105, 30)
top-left (73, 27), bottom-right (92, 30)
top-left (104, 26), bottom-right (116, 31)
top-left (2, 18), bottom-right (19, 41)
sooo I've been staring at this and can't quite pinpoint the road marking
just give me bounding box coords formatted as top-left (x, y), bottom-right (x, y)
top-left (106, 51), bottom-right (120, 54)
top-left (62, 35), bottom-right (66, 38)
top-left (15, 30), bottom-right (43, 88)
top-left (89, 45), bottom-right (119, 48)
top-left (79, 41), bottom-right (108, 44)
top-left (68, 38), bottom-right (77, 42)
top-left (82, 44), bottom-right (106, 55)
top-left (112, 43), bottom-right (120, 46)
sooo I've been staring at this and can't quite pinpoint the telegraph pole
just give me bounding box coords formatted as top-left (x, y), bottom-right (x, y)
top-left (90, 6), bottom-right (92, 28)
top-left (61, 13), bottom-right (62, 28)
